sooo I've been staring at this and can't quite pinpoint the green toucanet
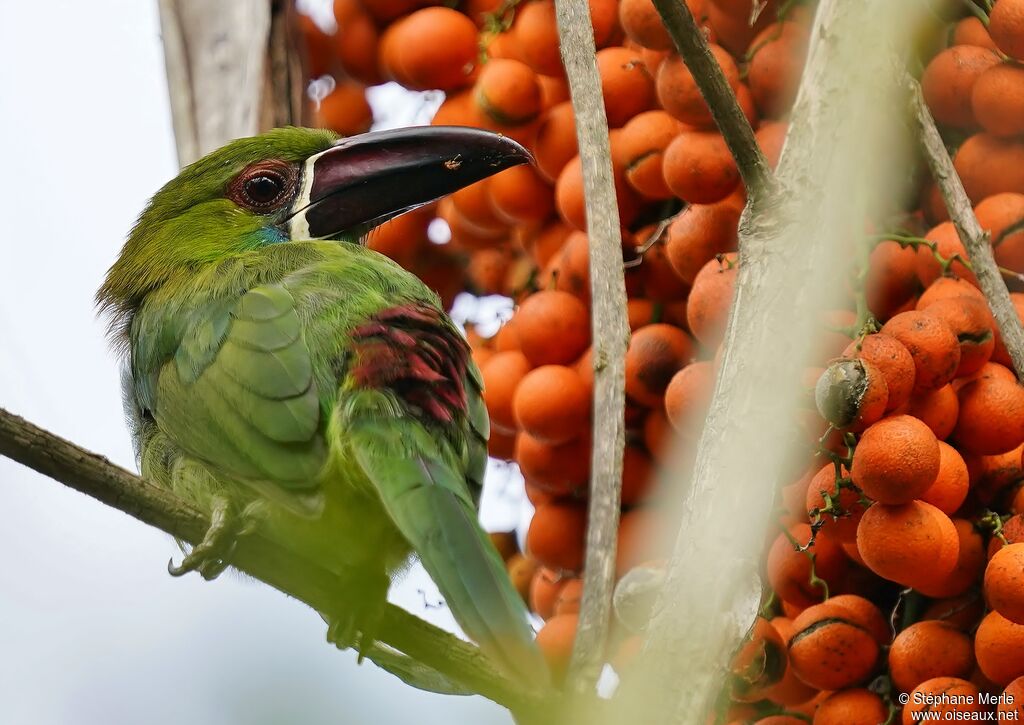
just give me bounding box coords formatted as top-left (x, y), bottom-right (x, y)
top-left (97, 125), bottom-right (547, 686)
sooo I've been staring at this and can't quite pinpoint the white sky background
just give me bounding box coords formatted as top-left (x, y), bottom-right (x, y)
top-left (0, 1), bottom-right (525, 722)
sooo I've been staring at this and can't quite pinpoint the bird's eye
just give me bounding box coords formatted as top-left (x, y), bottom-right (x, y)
top-left (244, 173), bottom-right (285, 207)
top-left (226, 161), bottom-right (297, 212)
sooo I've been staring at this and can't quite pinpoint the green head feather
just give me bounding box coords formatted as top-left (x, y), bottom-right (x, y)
top-left (97, 127), bottom-right (338, 322)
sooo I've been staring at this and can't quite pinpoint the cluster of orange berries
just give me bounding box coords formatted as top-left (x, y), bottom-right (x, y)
top-left (746, 3), bottom-right (1024, 722)
top-left (298, 0), bottom-right (1024, 718)
top-left (923, 3), bottom-right (1024, 210)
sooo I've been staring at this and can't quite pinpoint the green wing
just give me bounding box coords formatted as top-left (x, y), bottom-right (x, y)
top-left (138, 284), bottom-right (326, 509)
top-left (343, 379), bottom-right (548, 688)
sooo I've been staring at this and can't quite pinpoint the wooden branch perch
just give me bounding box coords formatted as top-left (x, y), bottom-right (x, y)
top-left (651, 0), bottom-right (774, 200)
top-left (0, 407), bottom-right (545, 715)
top-left (907, 77), bottom-right (1024, 381)
top-left (553, 0), bottom-right (630, 695)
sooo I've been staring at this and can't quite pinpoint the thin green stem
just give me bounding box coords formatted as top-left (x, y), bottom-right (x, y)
top-left (781, 523), bottom-right (829, 600)
top-left (960, 0), bottom-right (990, 25)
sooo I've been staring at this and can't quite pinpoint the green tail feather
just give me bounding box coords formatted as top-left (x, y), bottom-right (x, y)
top-left (409, 468), bottom-right (548, 686)
top-left (349, 418), bottom-right (549, 689)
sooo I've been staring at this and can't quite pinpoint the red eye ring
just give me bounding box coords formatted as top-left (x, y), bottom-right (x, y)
top-left (226, 160), bottom-right (297, 212)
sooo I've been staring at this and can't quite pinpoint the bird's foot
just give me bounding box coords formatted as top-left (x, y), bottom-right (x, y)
top-left (168, 497), bottom-right (264, 580)
top-left (325, 568), bottom-right (390, 662)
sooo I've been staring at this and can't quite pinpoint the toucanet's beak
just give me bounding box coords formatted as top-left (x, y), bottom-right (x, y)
top-left (287, 126), bottom-right (532, 241)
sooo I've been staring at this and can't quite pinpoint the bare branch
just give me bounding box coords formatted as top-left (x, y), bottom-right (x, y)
top-left (907, 77), bottom-right (1024, 381)
top-left (650, 0), bottom-right (775, 199)
top-left (0, 407), bottom-right (545, 715)
top-left (554, 0), bottom-right (629, 694)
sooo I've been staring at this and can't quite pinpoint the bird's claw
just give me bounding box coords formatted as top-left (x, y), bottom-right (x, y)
top-left (325, 569), bottom-right (389, 662)
top-left (168, 496), bottom-right (257, 580)
top-left (327, 612), bottom-right (381, 664)
top-left (167, 550), bottom-right (234, 580)
top-left (326, 615), bottom-right (359, 650)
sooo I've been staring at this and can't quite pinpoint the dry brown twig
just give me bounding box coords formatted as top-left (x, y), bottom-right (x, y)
top-left (906, 76), bottom-right (1024, 380)
top-left (553, 0), bottom-right (630, 696)
top-left (650, 0), bottom-right (775, 200)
